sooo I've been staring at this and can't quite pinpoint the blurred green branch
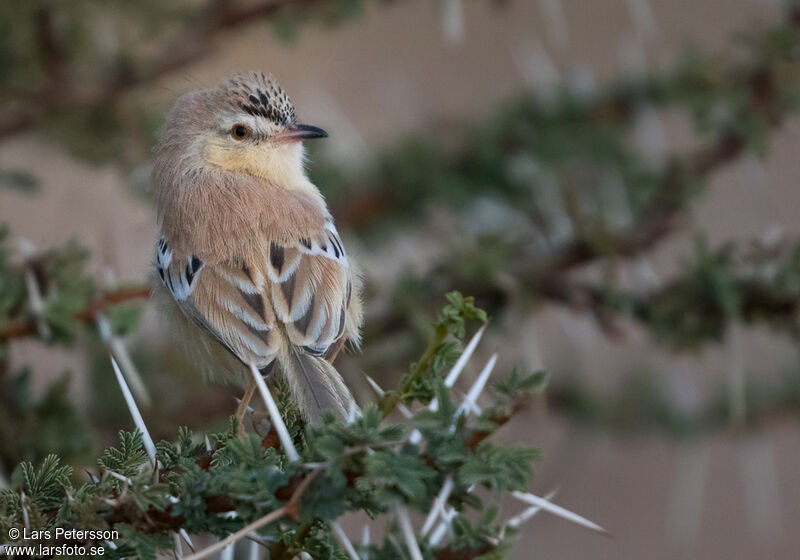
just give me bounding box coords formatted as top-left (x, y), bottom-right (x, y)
top-left (549, 366), bottom-right (800, 437)
top-left (0, 285), bottom-right (149, 342)
top-left (0, 0), bottom-right (374, 142)
top-left (487, 236), bottom-right (800, 346)
top-left (342, 6), bottom-right (800, 349)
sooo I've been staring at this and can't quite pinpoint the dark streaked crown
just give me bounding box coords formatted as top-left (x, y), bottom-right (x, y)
top-left (219, 72), bottom-right (297, 125)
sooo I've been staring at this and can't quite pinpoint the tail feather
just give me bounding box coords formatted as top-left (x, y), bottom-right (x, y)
top-left (278, 348), bottom-right (356, 424)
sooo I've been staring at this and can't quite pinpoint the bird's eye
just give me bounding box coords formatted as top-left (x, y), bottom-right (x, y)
top-left (230, 124), bottom-right (251, 140)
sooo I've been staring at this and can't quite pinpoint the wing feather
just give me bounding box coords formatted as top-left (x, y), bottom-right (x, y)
top-left (155, 220), bottom-right (353, 375)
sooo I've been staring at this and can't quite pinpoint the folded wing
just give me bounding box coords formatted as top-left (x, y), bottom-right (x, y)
top-left (155, 219), bottom-right (351, 373)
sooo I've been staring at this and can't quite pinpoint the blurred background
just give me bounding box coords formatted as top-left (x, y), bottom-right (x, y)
top-left (2, 0), bottom-right (800, 558)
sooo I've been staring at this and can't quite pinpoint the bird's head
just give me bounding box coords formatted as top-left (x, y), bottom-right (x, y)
top-left (154, 72), bottom-right (327, 186)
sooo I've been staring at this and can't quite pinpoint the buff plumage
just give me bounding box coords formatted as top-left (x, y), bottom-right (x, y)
top-left (151, 72), bottom-right (362, 424)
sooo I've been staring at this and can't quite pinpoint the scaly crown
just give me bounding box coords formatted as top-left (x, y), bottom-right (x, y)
top-left (220, 71), bottom-right (297, 125)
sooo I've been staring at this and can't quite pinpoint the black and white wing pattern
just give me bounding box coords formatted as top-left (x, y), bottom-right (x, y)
top-left (154, 219), bottom-right (352, 372)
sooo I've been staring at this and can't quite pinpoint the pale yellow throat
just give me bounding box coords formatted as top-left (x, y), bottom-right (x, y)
top-left (205, 140), bottom-right (317, 196)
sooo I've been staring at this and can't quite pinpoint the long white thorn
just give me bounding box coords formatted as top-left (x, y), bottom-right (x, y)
top-left (219, 544), bottom-right (234, 560)
top-left (506, 489), bottom-right (558, 529)
top-left (443, 324), bottom-right (487, 390)
top-left (20, 492), bottom-right (30, 531)
top-left (248, 363), bottom-right (299, 463)
top-left (96, 312), bottom-right (151, 406)
top-left (411, 324), bottom-right (487, 444)
top-left (394, 504), bottom-right (424, 560)
top-left (23, 268), bottom-right (51, 340)
top-left (624, 0), bottom-right (658, 39)
top-left (429, 523), bottom-right (446, 548)
top-left (110, 356), bottom-right (156, 466)
top-left (421, 474), bottom-right (454, 537)
top-left (361, 524), bottom-right (371, 551)
top-left (106, 470), bottom-right (133, 485)
top-left (179, 529), bottom-right (195, 552)
top-left (17, 238), bottom-right (50, 341)
top-left (330, 521), bottom-right (360, 560)
top-left (365, 375), bottom-right (413, 419)
top-left (511, 39), bottom-right (561, 94)
top-left (173, 532), bottom-right (184, 559)
top-left (739, 436), bottom-right (782, 540)
top-left (511, 491), bottom-right (606, 534)
top-left (347, 399), bottom-right (360, 425)
top-left (428, 507), bottom-right (457, 547)
top-left (364, 374), bottom-right (384, 396)
top-left (538, 0), bottom-right (569, 47)
top-left (454, 354), bottom-right (497, 421)
top-left (440, 0), bottom-right (464, 45)
top-left (454, 388), bottom-right (482, 416)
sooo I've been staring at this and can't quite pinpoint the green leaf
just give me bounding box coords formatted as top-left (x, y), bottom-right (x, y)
top-left (98, 430), bottom-right (148, 479)
top-left (439, 291), bottom-right (488, 338)
top-left (458, 443), bottom-right (540, 491)
top-left (17, 454), bottom-right (72, 511)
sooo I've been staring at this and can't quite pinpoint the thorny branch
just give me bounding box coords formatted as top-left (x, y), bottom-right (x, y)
top-left (90, 387), bottom-right (535, 558)
top-left (0, 286), bottom-right (150, 341)
top-left (373, 23), bottom-right (798, 337)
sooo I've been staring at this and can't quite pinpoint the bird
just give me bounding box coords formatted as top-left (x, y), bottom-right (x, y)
top-left (150, 72), bottom-right (362, 428)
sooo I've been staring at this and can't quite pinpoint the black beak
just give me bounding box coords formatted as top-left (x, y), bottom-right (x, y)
top-left (281, 123), bottom-right (328, 141)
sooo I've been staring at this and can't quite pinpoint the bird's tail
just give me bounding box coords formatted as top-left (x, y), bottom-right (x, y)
top-left (277, 347), bottom-right (356, 424)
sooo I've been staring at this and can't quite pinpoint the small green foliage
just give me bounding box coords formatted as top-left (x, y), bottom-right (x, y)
top-left (357, 449), bottom-right (436, 508)
top-left (0, 367), bottom-right (91, 471)
top-left (381, 291), bottom-right (488, 414)
top-left (291, 521), bottom-right (347, 559)
top-left (448, 509), bottom-right (501, 554)
top-left (106, 304), bottom-right (143, 336)
top-left (438, 291), bottom-right (488, 339)
top-left (0, 227), bottom-right (24, 333)
top-left (610, 237), bottom-right (800, 348)
top-left (458, 443), bottom-right (540, 491)
top-left (0, 294), bottom-right (543, 559)
top-left (33, 242), bottom-right (94, 341)
top-left (98, 430), bottom-right (148, 480)
top-left (0, 234), bottom-right (121, 345)
top-left (492, 369), bottom-right (548, 404)
top-left (16, 454), bottom-right (72, 511)
top-left (110, 525), bottom-right (173, 560)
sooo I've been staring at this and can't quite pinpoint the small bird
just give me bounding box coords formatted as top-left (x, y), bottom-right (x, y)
top-left (150, 72), bottom-right (362, 426)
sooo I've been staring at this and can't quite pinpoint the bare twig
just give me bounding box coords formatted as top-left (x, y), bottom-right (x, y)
top-left (182, 468), bottom-right (319, 560)
top-left (183, 507), bottom-right (288, 560)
